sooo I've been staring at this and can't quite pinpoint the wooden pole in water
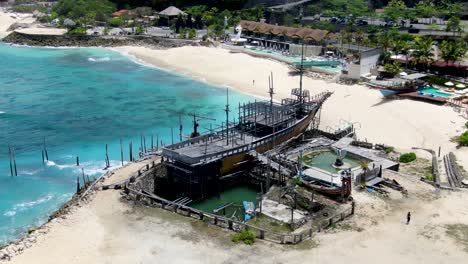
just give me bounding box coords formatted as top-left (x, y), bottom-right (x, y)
top-left (179, 114), bottom-right (183, 142)
top-left (140, 134), bottom-right (143, 155)
top-left (12, 147), bottom-right (17, 176)
top-left (156, 134), bottom-right (159, 151)
top-left (76, 176), bottom-right (80, 193)
top-left (43, 137), bottom-right (49, 161)
top-left (120, 139), bottom-right (124, 166)
top-left (76, 156), bottom-right (79, 166)
top-left (82, 168), bottom-right (86, 186)
top-left (143, 135), bottom-right (147, 153)
top-left (151, 134), bottom-right (154, 151)
top-left (41, 150), bottom-right (45, 165)
top-left (171, 127), bottom-right (174, 144)
top-left (8, 146), bottom-right (14, 177)
top-left (105, 144), bottom-right (110, 168)
top-left (129, 141), bottom-right (133, 162)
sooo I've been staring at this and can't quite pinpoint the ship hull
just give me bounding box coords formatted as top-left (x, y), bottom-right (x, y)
top-left (219, 108), bottom-right (318, 174)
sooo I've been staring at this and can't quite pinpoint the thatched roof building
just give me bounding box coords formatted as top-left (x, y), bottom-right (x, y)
top-left (239, 20), bottom-right (331, 43)
top-left (159, 6), bottom-right (186, 17)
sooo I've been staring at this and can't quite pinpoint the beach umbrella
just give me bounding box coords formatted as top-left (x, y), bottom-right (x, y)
top-left (444, 81), bottom-right (454, 86)
top-left (456, 84), bottom-right (466, 89)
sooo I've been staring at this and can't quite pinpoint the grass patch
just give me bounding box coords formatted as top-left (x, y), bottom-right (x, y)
top-left (385, 146), bottom-right (394, 154)
top-left (425, 173), bottom-right (434, 181)
top-left (446, 224), bottom-right (468, 252)
top-left (400, 153), bottom-right (417, 163)
top-left (231, 229), bottom-right (256, 245)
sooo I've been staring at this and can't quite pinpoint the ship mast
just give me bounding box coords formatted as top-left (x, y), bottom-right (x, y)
top-left (225, 88), bottom-right (230, 146)
top-left (298, 7), bottom-right (305, 114)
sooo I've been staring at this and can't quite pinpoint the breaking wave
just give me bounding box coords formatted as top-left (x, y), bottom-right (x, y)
top-left (88, 57), bottom-right (111, 62)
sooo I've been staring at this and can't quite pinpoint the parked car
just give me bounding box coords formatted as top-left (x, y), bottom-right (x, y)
top-left (357, 19), bottom-right (368, 26)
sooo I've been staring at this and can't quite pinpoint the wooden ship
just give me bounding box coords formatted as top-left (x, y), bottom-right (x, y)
top-left (161, 53), bottom-right (332, 200)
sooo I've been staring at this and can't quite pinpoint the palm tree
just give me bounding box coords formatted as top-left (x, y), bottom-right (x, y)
top-left (377, 31), bottom-right (392, 52)
top-left (439, 40), bottom-right (458, 66)
top-left (354, 30), bottom-right (365, 50)
top-left (397, 40), bottom-right (411, 69)
top-left (412, 37), bottom-right (434, 71)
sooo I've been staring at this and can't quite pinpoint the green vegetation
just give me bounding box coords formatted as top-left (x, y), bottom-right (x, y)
top-left (400, 153), bottom-right (417, 163)
top-left (425, 173), bottom-right (433, 181)
top-left (384, 62), bottom-right (402, 76)
top-left (67, 27), bottom-right (86, 35)
top-left (54, 0), bottom-right (115, 23)
top-left (458, 131), bottom-right (468, 146)
top-left (109, 17), bottom-right (123, 27)
top-left (290, 177), bottom-right (302, 186)
top-left (412, 36), bottom-right (435, 70)
top-left (385, 146), bottom-right (394, 154)
top-left (465, 122), bottom-right (468, 129)
top-left (231, 229), bottom-right (255, 245)
top-left (384, 0), bottom-right (408, 21)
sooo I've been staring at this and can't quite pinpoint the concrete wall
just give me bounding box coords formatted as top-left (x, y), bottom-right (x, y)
top-left (359, 47), bottom-right (382, 77)
top-left (289, 44), bottom-right (322, 57)
top-left (346, 63), bottom-right (361, 79)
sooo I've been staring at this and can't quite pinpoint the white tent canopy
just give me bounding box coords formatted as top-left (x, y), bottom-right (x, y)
top-left (456, 84), bottom-right (466, 88)
top-left (445, 81), bottom-right (454, 86)
top-left (159, 6), bottom-right (186, 17)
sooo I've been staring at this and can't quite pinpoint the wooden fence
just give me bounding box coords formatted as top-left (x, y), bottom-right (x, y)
top-left (123, 163), bottom-right (355, 244)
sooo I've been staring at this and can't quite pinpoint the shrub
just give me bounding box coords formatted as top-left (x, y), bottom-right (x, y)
top-left (135, 26), bottom-right (145, 35)
top-left (465, 122), bottom-right (468, 129)
top-left (109, 17), bottom-right (122, 27)
top-left (188, 28), bottom-right (197, 39)
top-left (231, 229), bottom-right (255, 245)
top-left (201, 34), bottom-right (208, 41)
top-left (290, 177), bottom-right (302, 186)
top-left (385, 146), bottom-right (394, 154)
top-left (67, 27), bottom-right (86, 35)
top-left (458, 131), bottom-right (468, 146)
top-left (399, 153), bottom-right (417, 163)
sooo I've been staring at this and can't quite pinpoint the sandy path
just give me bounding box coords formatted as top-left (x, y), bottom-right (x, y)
top-left (117, 46), bottom-right (467, 158)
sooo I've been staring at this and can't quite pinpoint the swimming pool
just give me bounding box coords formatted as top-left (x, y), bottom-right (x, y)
top-left (418, 86), bottom-right (452, 98)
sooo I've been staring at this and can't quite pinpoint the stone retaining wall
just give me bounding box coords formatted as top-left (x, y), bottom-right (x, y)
top-left (2, 32), bottom-right (199, 48)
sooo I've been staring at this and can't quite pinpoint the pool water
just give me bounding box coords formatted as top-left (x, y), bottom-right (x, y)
top-left (418, 86), bottom-right (451, 98)
top-left (191, 186), bottom-right (258, 218)
top-left (302, 151), bottom-right (361, 173)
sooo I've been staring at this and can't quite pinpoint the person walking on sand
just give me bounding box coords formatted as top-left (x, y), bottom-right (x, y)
top-left (253, 80), bottom-right (255, 86)
top-left (406, 212), bottom-right (411, 224)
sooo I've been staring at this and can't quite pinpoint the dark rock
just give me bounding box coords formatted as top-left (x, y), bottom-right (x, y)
top-left (2, 32), bottom-right (199, 49)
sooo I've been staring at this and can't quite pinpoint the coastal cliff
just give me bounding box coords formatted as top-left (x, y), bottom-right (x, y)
top-left (2, 32), bottom-right (199, 48)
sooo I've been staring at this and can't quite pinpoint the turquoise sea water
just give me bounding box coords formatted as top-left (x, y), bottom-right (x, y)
top-left (0, 44), bottom-right (253, 245)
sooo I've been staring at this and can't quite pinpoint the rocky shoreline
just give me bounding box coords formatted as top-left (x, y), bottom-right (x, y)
top-left (2, 32), bottom-right (199, 48)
